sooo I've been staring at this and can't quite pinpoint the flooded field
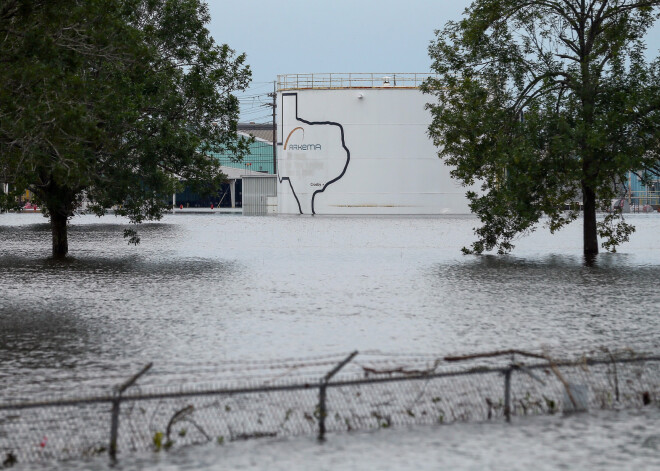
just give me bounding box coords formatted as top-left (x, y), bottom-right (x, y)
top-left (68, 408), bottom-right (660, 471)
top-left (1, 212), bottom-right (659, 469)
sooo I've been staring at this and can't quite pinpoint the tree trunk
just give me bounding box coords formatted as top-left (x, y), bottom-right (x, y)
top-left (50, 210), bottom-right (69, 257)
top-left (582, 183), bottom-right (598, 257)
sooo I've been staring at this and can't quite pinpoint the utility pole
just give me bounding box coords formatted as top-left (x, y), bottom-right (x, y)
top-left (268, 81), bottom-right (277, 175)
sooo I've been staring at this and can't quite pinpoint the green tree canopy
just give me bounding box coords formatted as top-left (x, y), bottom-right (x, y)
top-left (0, 0), bottom-right (250, 256)
top-left (423, 0), bottom-right (660, 257)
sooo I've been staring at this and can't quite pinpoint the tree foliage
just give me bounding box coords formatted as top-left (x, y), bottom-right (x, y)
top-left (0, 0), bottom-right (250, 256)
top-left (423, 0), bottom-right (660, 256)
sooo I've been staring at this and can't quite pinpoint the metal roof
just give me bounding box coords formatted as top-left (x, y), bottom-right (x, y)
top-left (238, 123), bottom-right (273, 144)
top-left (219, 165), bottom-right (264, 180)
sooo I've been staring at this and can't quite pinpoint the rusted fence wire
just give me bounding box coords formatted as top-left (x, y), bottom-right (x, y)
top-left (1, 349), bottom-right (658, 467)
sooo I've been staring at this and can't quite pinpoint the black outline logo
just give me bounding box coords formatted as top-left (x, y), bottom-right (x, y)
top-left (279, 93), bottom-right (350, 215)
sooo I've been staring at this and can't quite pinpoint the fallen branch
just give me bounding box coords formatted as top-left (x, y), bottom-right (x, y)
top-left (444, 349), bottom-right (547, 362)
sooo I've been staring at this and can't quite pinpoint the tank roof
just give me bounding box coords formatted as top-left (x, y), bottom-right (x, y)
top-left (277, 73), bottom-right (435, 91)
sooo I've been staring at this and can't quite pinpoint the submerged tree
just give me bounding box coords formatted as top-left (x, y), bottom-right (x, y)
top-left (423, 0), bottom-right (660, 256)
top-left (0, 0), bottom-right (250, 256)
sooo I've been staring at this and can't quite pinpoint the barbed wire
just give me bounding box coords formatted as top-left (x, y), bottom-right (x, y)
top-left (1, 350), bottom-right (658, 467)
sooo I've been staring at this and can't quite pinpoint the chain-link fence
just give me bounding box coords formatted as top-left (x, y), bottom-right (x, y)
top-left (1, 349), bottom-right (658, 467)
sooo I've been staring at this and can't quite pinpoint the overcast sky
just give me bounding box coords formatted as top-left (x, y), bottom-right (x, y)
top-left (207, 0), bottom-right (660, 122)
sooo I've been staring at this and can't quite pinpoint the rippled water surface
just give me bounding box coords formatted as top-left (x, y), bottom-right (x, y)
top-left (57, 408), bottom-right (659, 471)
top-left (1, 212), bottom-right (660, 469)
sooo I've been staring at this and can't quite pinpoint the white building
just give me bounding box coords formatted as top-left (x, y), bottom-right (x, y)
top-left (276, 73), bottom-right (474, 215)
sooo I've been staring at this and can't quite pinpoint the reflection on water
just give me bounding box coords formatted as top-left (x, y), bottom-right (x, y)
top-left (427, 254), bottom-right (660, 354)
top-left (1, 212), bottom-right (659, 399)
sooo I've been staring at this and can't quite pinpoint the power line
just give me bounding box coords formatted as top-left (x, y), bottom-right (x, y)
top-left (240, 109), bottom-right (271, 117)
top-left (238, 92), bottom-right (270, 99)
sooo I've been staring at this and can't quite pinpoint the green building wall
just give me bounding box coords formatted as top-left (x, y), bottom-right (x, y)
top-left (209, 138), bottom-right (275, 175)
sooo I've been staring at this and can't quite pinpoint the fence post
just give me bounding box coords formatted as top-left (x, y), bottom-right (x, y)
top-left (109, 396), bottom-right (121, 461)
top-left (318, 351), bottom-right (358, 442)
top-left (108, 363), bottom-right (153, 461)
top-left (504, 366), bottom-right (512, 423)
top-left (318, 383), bottom-right (328, 440)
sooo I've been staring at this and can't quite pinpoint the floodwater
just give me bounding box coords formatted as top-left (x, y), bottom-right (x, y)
top-left (1, 212), bottom-right (660, 469)
top-left (62, 408), bottom-right (660, 471)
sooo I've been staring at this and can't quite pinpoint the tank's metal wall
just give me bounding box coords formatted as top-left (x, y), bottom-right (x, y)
top-left (242, 175), bottom-right (277, 215)
top-left (276, 87), bottom-right (476, 215)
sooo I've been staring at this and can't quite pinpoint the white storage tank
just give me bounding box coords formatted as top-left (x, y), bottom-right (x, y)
top-left (276, 73), bottom-right (472, 215)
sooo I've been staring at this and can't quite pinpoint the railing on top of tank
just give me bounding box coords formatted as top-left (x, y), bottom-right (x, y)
top-left (277, 73), bottom-right (436, 90)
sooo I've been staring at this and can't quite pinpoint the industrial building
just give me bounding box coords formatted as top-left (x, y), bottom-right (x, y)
top-left (626, 171), bottom-right (660, 210)
top-left (174, 125), bottom-right (275, 209)
top-left (275, 73), bottom-right (474, 215)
